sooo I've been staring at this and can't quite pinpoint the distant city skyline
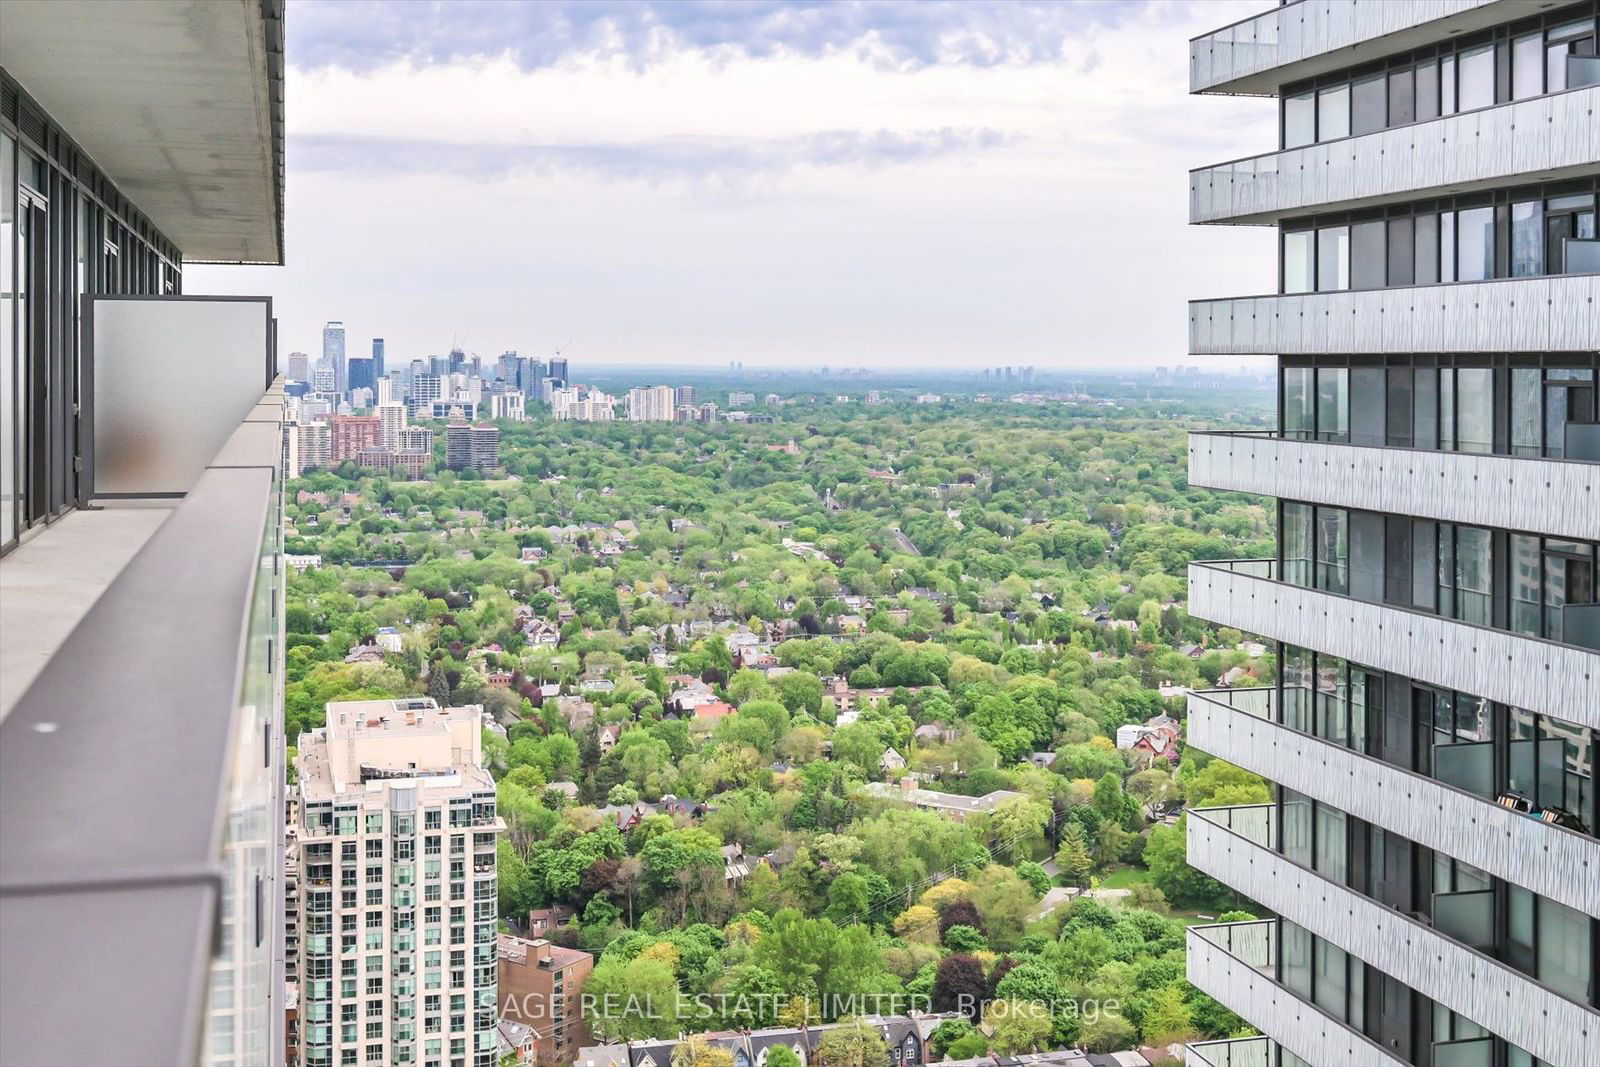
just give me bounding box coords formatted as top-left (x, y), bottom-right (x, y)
top-left (186, 0), bottom-right (1274, 369)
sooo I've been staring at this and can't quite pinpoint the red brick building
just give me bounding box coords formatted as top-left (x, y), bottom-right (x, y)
top-left (329, 414), bottom-right (383, 463)
top-left (497, 935), bottom-right (593, 1064)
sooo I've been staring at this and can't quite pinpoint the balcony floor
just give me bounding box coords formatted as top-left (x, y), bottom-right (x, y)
top-left (0, 504), bottom-right (173, 721)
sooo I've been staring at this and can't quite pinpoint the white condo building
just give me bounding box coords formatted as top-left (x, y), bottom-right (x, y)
top-left (627, 384), bottom-right (678, 421)
top-left (293, 699), bottom-right (503, 1067)
top-left (1183, 4), bottom-right (1599, 1067)
top-left (378, 403), bottom-right (408, 451)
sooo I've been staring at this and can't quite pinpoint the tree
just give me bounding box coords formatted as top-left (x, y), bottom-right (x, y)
top-left (928, 1019), bottom-right (976, 1059)
top-left (893, 905), bottom-right (940, 945)
top-left (983, 999), bottom-right (1054, 1055)
top-left (939, 899), bottom-right (985, 937)
top-left (990, 795), bottom-right (1051, 861)
top-left (1145, 817), bottom-right (1231, 910)
top-left (671, 1036), bottom-right (735, 1067)
top-left (942, 925), bottom-right (987, 952)
top-left (1080, 1013), bottom-right (1138, 1054)
top-left (816, 1018), bottom-right (889, 1067)
top-left (583, 956), bottom-right (682, 1041)
top-left (765, 1047), bottom-right (802, 1067)
top-left (931, 954), bottom-right (987, 1019)
top-left (1138, 985), bottom-right (1196, 1044)
top-left (1055, 824), bottom-right (1093, 888)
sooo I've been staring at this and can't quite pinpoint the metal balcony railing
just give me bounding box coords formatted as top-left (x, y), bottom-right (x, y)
top-left (0, 379), bottom-right (287, 1066)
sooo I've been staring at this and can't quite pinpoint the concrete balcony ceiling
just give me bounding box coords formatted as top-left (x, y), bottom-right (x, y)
top-left (1189, 274), bottom-right (1600, 355)
top-left (1187, 432), bottom-right (1600, 542)
top-left (0, 0), bottom-right (285, 264)
top-left (1191, 0), bottom-right (1516, 96)
top-left (1191, 87), bottom-right (1600, 226)
top-left (1186, 561), bottom-right (1600, 725)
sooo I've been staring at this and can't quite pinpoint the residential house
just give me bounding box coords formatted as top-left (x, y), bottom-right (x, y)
top-left (862, 778), bottom-right (1024, 821)
top-left (526, 905), bottom-right (576, 937)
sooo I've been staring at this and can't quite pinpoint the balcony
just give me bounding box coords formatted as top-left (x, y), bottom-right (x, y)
top-left (1187, 688), bottom-right (1599, 915)
top-left (1191, 86), bottom-right (1600, 224)
top-left (1188, 807), bottom-right (1600, 1065)
top-left (1184, 1036), bottom-right (1284, 1067)
top-left (0, 297), bottom-right (284, 1067)
top-left (1190, 273), bottom-right (1600, 355)
top-left (1187, 560), bottom-right (1600, 726)
top-left (1189, 0), bottom-right (1512, 96)
top-left (1187, 431), bottom-right (1600, 542)
top-left (1185, 921), bottom-right (1405, 1067)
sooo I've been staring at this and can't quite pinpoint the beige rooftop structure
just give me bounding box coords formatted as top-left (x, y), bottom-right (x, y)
top-left (297, 697), bottom-right (492, 802)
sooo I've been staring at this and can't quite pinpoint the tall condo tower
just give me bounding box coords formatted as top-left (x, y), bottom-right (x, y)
top-left (1182, 5), bottom-right (1599, 1067)
top-left (323, 321), bottom-right (346, 395)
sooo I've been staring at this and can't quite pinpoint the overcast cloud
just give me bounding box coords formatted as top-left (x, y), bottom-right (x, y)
top-left (187, 0), bottom-right (1276, 370)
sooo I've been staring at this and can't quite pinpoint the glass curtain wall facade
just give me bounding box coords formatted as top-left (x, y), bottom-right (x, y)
top-left (1186, 2), bottom-right (1600, 1064)
top-left (0, 72), bottom-right (183, 553)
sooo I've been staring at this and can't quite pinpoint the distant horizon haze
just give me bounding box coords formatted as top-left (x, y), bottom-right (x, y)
top-left (185, 0), bottom-right (1273, 369)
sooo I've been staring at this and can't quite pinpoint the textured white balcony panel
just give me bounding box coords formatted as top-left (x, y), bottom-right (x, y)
top-left (1187, 695), bottom-right (1600, 916)
top-left (1191, 88), bottom-right (1600, 224)
top-left (1187, 434), bottom-right (1600, 542)
top-left (1185, 926), bottom-right (1406, 1067)
top-left (1190, 0), bottom-right (1510, 95)
top-left (1186, 563), bottom-right (1600, 725)
top-left (1189, 274), bottom-right (1600, 355)
top-left (1188, 816), bottom-right (1600, 1066)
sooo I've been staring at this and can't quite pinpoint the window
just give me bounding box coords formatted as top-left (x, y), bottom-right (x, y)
top-left (1283, 502), bottom-right (1314, 587)
top-left (1415, 59), bottom-right (1441, 121)
top-left (1440, 211), bottom-right (1457, 282)
top-left (1510, 201), bottom-right (1543, 277)
top-left (1351, 73), bottom-right (1387, 135)
top-left (1513, 32), bottom-right (1544, 100)
top-left (1350, 219), bottom-right (1385, 290)
top-left (1315, 506), bottom-right (1349, 594)
top-left (1285, 91), bottom-right (1315, 148)
top-left (1413, 213), bottom-right (1438, 284)
top-left (1281, 644), bottom-right (1313, 733)
top-left (1387, 217), bottom-right (1414, 287)
top-left (1316, 368), bottom-right (1348, 442)
top-left (1458, 44), bottom-right (1495, 111)
top-left (1282, 921), bottom-right (1312, 1000)
top-left (1314, 804), bottom-right (1348, 883)
top-left (1317, 85), bottom-right (1350, 141)
top-left (1313, 937), bottom-right (1349, 1020)
top-left (1317, 226), bottom-right (1349, 291)
top-left (1456, 206), bottom-right (1494, 281)
top-left (1388, 68), bottom-right (1416, 127)
top-left (1283, 230), bottom-right (1314, 294)
top-left (1454, 368), bottom-right (1493, 454)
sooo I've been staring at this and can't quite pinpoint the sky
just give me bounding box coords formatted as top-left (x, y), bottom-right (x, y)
top-left (188, 0), bottom-right (1277, 371)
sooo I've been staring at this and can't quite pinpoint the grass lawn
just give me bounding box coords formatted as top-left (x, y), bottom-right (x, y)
top-left (1098, 866), bottom-right (1154, 889)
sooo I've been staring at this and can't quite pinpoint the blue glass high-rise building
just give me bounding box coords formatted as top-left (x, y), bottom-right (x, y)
top-left (371, 337), bottom-right (385, 380)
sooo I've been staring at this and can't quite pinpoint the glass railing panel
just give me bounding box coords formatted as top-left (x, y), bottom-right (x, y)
top-left (1187, 1036), bottom-right (1273, 1067)
top-left (1433, 889), bottom-right (1497, 951)
top-left (1193, 804), bottom-right (1277, 850)
top-left (1433, 741), bottom-right (1495, 799)
top-left (1434, 1037), bottom-right (1494, 1067)
top-left (1193, 687), bottom-right (1274, 720)
top-left (1191, 919), bottom-right (1276, 973)
top-left (1568, 55), bottom-right (1600, 90)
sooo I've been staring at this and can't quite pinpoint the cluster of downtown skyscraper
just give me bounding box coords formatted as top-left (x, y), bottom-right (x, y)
top-left (1181, 3), bottom-right (1599, 1066)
